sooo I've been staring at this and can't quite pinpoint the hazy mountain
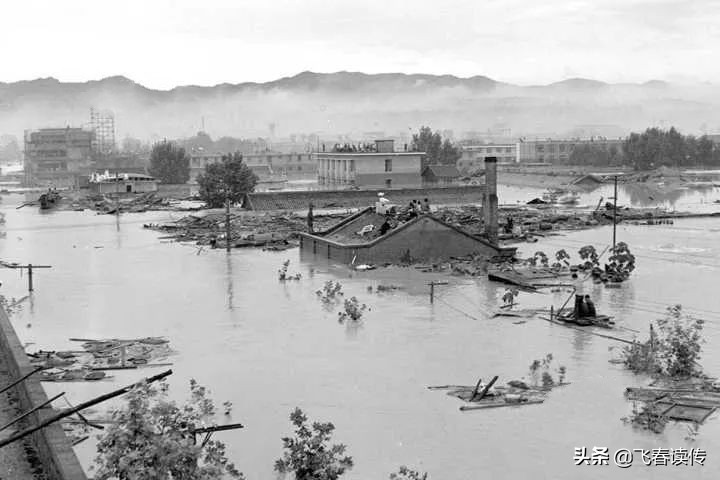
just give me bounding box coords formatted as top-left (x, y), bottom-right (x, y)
top-left (1, 71), bottom-right (719, 141)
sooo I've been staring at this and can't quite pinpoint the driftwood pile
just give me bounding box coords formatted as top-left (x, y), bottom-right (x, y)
top-left (30, 337), bottom-right (174, 382)
top-left (145, 212), bottom-right (344, 249)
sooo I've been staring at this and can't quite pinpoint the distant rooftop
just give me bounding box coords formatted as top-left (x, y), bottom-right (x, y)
top-left (324, 138), bottom-right (421, 154)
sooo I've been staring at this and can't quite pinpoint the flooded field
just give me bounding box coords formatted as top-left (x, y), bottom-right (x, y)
top-left (1, 187), bottom-right (720, 479)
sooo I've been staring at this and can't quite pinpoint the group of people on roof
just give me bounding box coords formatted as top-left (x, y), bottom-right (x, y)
top-left (373, 194), bottom-right (433, 237)
top-left (331, 143), bottom-right (377, 153)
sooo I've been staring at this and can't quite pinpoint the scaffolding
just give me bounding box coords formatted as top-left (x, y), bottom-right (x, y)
top-left (89, 107), bottom-right (116, 157)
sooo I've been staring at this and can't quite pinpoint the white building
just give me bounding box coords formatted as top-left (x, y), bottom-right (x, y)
top-left (458, 144), bottom-right (518, 172)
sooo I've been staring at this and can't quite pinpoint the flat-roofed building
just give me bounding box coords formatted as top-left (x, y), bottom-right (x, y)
top-left (188, 152), bottom-right (314, 183)
top-left (458, 144), bottom-right (517, 172)
top-left (517, 138), bottom-right (623, 163)
top-left (315, 140), bottom-right (423, 189)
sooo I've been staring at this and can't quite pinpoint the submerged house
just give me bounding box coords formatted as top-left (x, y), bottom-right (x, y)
top-left (570, 174), bottom-right (604, 187)
top-left (299, 207), bottom-right (515, 264)
top-left (299, 156), bottom-right (512, 264)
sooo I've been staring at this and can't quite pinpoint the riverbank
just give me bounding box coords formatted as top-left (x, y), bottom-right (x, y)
top-left (497, 165), bottom-right (720, 191)
top-left (0, 305), bottom-right (86, 480)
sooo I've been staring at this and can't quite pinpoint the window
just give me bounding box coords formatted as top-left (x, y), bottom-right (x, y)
top-left (385, 159), bottom-right (392, 172)
top-left (350, 160), bottom-right (355, 172)
top-left (385, 179), bottom-right (392, 188)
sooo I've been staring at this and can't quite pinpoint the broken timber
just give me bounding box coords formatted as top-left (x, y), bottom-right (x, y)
top-left (488, 268), bottom-right (574, 290)
top-left (626, 386), bottom-right (720, 424)
top-left (0, 369), bottom-right (172, 448)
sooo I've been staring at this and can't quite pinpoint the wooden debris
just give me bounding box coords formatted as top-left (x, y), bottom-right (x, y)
top-left (31, 337), bottom-right (174, 382)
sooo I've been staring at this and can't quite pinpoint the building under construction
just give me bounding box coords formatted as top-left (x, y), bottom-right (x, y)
top-left (23, 109), bottom-right (127, 187)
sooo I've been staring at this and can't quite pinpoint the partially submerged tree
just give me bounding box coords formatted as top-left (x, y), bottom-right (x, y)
top-left (622, 305), bottom-right (705, 378)
top-left (577, 245), bottom-right (599, 270)
top-left (275, 408), bottom-right (353, 480)
top-left (278, 260), bottom-right (301, 281)
top-left (606, 242), bottom-right (635, 281)
top-left (337, 297), bottom-right (368, 323)
top-left (93, 379), bottom-right (242, 480)
top-left (390, 466), bottom-right (429, 480)
top-left (527, 354), bottom-right (567, 388)
top-left (197, 152), bottom-right (258, 208)
top-left (149, 140), bottom-right (191, 184)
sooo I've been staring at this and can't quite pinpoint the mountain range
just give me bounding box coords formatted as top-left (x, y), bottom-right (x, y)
top-left (1, 71), bottom-right (719, 141)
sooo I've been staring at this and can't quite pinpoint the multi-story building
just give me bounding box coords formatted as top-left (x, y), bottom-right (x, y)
top-left (457, 144), bottom-right (517, 173)
top-left (24, 127), bottom-right (95, 187)
top-left (315, 139), bottom-right (424, 189)
top-left (244, 152), bottom-right (315, 176)
top-left (517, 138), bottom-right (624, 163)
top-left (188, 152), bottom-right (316, 183)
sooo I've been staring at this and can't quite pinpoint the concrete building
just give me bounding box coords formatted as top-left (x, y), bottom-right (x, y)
top-left (517, 138), bottom-right (623, 163)
top-left (244, 152), bottom-right (315, 176)
top-left (458, 144), bottom-right (517, 172)
top-left (24, 127), bottom-right (95, 187)
top-left (88, 172), bottom-right (159, 194)
top-left (188, 152), bottom-right (314, 183)
top-left (188, 153), bottom-right (224, 183)
top-left (315, 139), bottom-right (424, 189)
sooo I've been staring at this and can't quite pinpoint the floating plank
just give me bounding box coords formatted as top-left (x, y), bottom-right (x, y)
top-left (460, 399), bottom-right (545, 411)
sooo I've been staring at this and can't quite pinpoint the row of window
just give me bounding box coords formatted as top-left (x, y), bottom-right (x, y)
top-left (465, 147), bottom-right (514, 154)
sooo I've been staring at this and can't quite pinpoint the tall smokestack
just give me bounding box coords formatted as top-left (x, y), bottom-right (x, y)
top-left (484, 156), bottom-right (498, 245)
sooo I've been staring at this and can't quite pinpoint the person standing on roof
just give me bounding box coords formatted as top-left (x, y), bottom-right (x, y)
top-left (376, 192), bottom-right (391, 214)
top-left (422, 198), bottom-right (431, 213)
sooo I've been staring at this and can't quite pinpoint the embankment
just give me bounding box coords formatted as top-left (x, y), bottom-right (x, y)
top-left (243, 185), bottom-right (486, 211)
top-left (0, 307), bottom-right (87, 480)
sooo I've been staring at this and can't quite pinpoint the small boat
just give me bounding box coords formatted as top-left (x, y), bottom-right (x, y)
top-left (555, 313), bottom-right (614, 328)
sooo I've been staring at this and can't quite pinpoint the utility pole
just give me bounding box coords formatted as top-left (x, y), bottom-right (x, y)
top-left (225, 185), bottom-right (231, 252)
top-left (428, 281), bottom-right (448, 303)
top-left (612, 175), bottom-right (618, 251)
top-left (2, 263), bottom-right (52, 292)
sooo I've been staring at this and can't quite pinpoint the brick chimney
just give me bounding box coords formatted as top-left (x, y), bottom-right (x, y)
top-left (484, 156), bottom-right (498, 244)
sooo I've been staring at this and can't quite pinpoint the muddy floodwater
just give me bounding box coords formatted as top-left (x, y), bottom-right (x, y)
top-left (1, 186), bottom-right (720, 479)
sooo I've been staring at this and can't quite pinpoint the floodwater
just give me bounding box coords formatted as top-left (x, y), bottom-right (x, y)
top-left (0, 185), bottom-right (719, 479)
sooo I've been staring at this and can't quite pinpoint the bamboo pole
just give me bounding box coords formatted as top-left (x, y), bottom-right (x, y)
top-left (0, 369), bottom-right (172, 449)
top-left (0, 392), bottom-right (65, 433)
top-left (470, 375), bottom-right (499, 402)
top-left (0, 367), bottom-right (43, 396)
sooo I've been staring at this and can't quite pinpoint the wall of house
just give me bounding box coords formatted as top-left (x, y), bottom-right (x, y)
top-left (354, 172), bottom-right (421, 188)
top-left (245, 185), bottom-right (486, 210)
top-left (300, 217), bottom-right (505, 264)
top-left (90, 181), bottom-right (158, 194)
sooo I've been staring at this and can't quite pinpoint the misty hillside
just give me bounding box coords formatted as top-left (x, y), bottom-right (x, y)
top-left (1, 71), bottom-right (719, 141)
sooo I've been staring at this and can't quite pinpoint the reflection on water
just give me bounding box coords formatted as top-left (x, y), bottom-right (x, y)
top-left (226, 253), bottom-right (234, 311)
top-left (0, 195), bottom-right (719, 479)
top-left (499, 182), bottom-right (720, 213)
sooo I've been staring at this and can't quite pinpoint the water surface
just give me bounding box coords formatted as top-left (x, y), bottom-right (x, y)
top-left (1, 193), bottom-right (719, 479)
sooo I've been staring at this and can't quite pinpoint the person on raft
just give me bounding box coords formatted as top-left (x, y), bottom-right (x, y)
top-left (584, 295), bottom-right (596, 317)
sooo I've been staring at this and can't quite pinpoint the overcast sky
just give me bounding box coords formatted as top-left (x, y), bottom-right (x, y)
top-left (1, 0), bottom-right (719, 89)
